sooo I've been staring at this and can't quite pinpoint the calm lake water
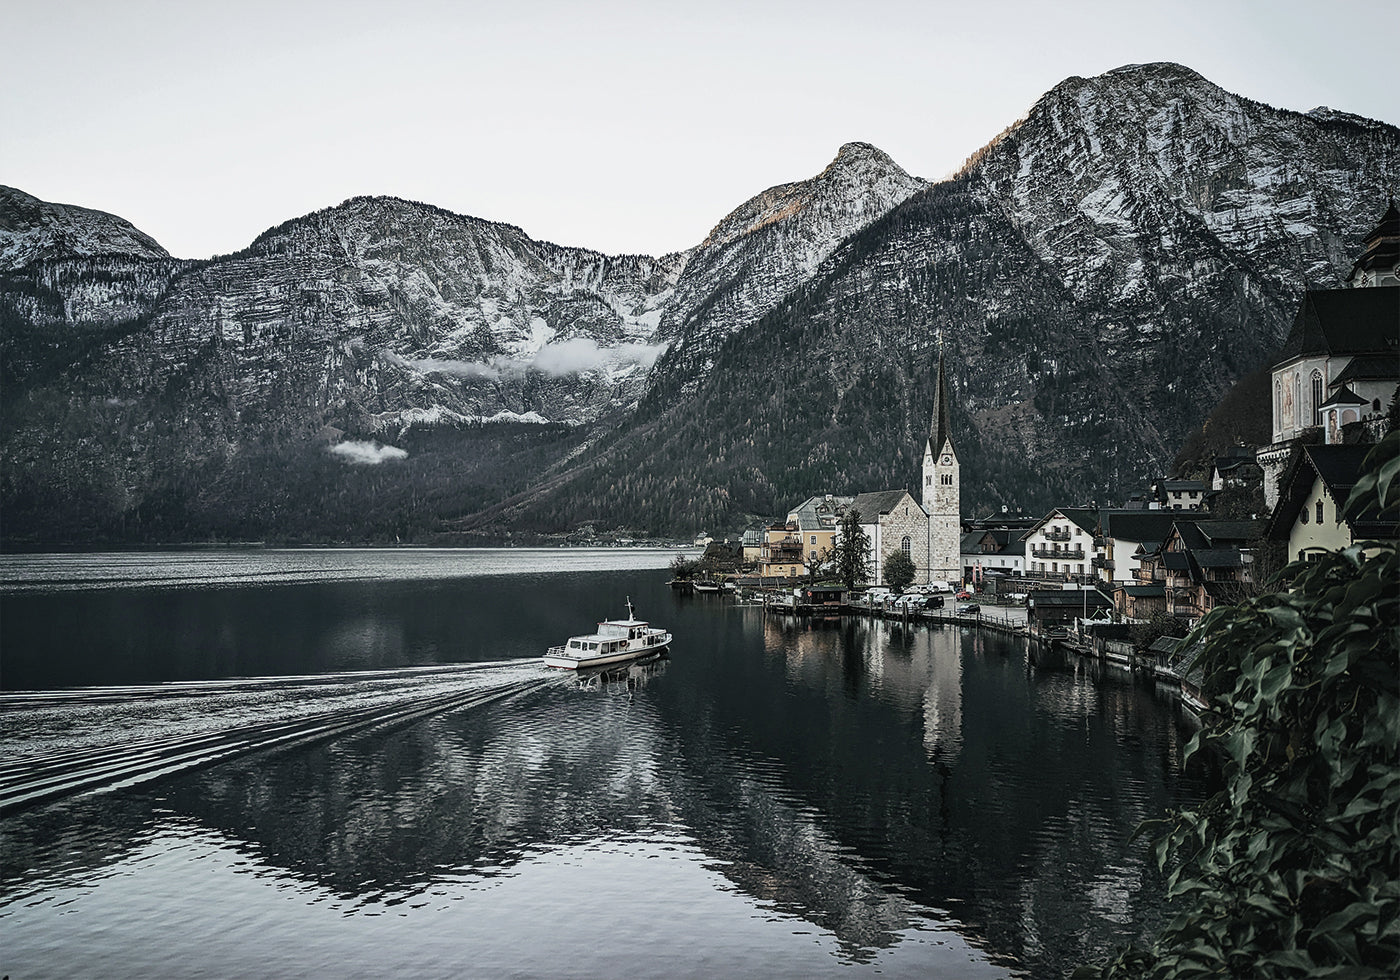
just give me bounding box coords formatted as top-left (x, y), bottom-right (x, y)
top-left (0, 550), bottom-right (1206, 979)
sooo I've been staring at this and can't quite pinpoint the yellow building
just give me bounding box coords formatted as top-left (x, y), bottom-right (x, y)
top-left (760, 495), bottom-right (852, 579)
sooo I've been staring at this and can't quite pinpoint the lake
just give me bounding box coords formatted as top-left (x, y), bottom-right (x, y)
top-left (0, 549), bottom-right (1206, 979)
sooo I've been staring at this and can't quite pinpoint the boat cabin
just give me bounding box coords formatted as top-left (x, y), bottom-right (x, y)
top-left (564, 618), bottom-right (655, 655)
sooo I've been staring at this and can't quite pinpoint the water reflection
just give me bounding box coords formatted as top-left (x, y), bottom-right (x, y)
top-left (2, 561), bottom-right (1204, 979)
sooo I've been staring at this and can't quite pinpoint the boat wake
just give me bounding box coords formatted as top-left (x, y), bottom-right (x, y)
top-left (0, 661), bottom-right (549, 815)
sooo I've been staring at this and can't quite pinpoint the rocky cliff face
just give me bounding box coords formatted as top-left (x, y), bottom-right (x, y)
top-left (651, 142), bottom-right (928, 392)
top-left (2, 63), bottom-right (1396, 544)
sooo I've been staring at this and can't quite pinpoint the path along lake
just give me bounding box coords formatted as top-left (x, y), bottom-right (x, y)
top-left (0, 550), bottom-right (1207, 979)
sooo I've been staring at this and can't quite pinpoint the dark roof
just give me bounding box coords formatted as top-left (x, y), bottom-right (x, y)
top-left (1119, 584), bottom-right (1166, 597)
top-left (1102, 510), bottom-right (1205, 542)
top-left (1196, 520), bottom-right (1265, 544)
top-left (1331, 354), bottom-right (1400, 387)
top-left (1195, 549), bottom-right (1244, 569)
top-left (1148, 636), bottom-right (1184, 655)
top-left (1160, 479), bottom-right (1205, 492)
top-left (1318, 385), bottom-right (1370, 409)
top-left (1164, 552), bottom-right (1192, 570)
top-left (851, 490), bottom-right (918, 520)
top-left (927, 352), bottom-right (954, 455)
top-left (1273, 286), bottom-right (1400, 366)
top-left (1085, 623), bottom-right (1135, 640)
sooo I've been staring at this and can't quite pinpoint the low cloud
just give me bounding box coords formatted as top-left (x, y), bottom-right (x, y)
top-left (387, 340), bottom-right (669, 380)
top-left (531, 338), bottom-right (669, 376)
top-left (328, 440), bottom-right (409, 465)
top-left (386, 352), bottom-right (502, 380)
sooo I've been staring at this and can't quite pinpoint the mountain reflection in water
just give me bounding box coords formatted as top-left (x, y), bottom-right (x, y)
top-left (0, 554), bottom-right (1204, 979)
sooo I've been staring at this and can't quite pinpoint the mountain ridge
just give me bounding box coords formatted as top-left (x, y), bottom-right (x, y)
top-left (2, 63), bottom-right (1396, 545)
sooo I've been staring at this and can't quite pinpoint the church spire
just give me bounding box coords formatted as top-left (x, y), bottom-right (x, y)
top-left (928, 351), bottom-right (953, 453)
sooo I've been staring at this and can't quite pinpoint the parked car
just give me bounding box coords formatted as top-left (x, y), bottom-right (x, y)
top-left (956, 590), bottom-right (974, 600)
top-left (892, 593), bottom-right (927, 610)
top-left (957, 602), bottom-right (981, 614)
top-left (925, 595), bottom-right (946, 609)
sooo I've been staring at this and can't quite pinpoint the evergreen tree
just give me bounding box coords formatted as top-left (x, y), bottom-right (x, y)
top-left (834, 508), bottom-right (871, 590)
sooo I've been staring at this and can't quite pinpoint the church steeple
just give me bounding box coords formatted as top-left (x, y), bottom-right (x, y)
top-left (927, 351), bottom-right (953, 456)
top-left (922, 348), bottom-right (960, 585)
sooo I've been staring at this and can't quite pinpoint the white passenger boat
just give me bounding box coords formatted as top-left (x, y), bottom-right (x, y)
top-left (542, 598), bottom-right (673, 670)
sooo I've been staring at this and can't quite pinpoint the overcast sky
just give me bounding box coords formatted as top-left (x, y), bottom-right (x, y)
top-left (5, 0), bottom-right (1395, 260)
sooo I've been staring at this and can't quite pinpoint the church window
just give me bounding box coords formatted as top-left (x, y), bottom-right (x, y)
top-left (1273, 379), bottom-right (1281, 430)
top-left (1300, 506), bottom-right (1309, 525)
top-left (1316, 501), bottom-right (1324, 524)
top-left (1310, 371), bottom-right (1323, 425)
top-left (1374, 398), bottom-right (1383, 413)
top-left (901, 536), bottom-right (911, 555)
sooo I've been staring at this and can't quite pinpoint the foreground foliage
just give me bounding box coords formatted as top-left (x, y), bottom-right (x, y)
top-left (1081, 434), bottom-right (1399, 978)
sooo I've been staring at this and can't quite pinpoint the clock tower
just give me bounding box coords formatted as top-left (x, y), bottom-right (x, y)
top-left (922, 352), bottom-right (961, 584)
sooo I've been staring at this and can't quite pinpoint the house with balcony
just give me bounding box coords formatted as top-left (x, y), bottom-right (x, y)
top-left (759, 494), bottom-right (854, 579)
top-left (1116, 519), bottom-right (1264, 623)
top-left (1021, 508), bottom-right (1101, 583)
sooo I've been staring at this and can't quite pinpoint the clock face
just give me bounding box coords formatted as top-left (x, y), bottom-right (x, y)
top-left (940, 454), bottom-right (952, 465)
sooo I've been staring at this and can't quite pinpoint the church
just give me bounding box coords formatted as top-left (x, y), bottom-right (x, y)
top-left (1256, 200), bottom-right (1400, 508)
top-left (758, 349), bottom-right (962, 588)
top-left (851, 351), bottom-right (962, 587)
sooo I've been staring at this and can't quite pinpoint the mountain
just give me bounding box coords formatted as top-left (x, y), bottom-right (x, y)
top-left (499, 63), bottom-right (1399, 533)
top-left (2, 63), bottom-right (1397, 546)
top-left (0, 185), bottom-right (170, 270)
top-left (651, 141), bottom-right (929, 392)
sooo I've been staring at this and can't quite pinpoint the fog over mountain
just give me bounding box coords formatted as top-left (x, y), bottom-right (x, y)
top-left (2, 63), bottom-right (1396, 545)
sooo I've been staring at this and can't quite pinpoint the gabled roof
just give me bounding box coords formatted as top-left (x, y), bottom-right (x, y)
top-left (1120, 584), bottom-right (1166, 598)
top-left (1195, 549), bottom-right (1245, 569)
top-left (1273, 286), bottom-right (1399, 366)
top-left (786, 494), bottom-right (854, 531)
top-left (851, 489), bottom-right (919, 521)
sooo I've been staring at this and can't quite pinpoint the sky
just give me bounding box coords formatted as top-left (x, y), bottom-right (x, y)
top-left (5, 0), bottom-right (1396, 261)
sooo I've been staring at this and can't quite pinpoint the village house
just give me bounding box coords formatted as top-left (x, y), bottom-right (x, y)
top-left (1153, 478), bottom-right (1207, 510)
top-left (1021, 508), bottom-right (1100, 583)
top-left (959, 519), bottom-right (1031, 586)
top-left (1096, 510), bottom-right (1207, 587)
top-left (1117, 519), bottom-right (1264, 623)
top-left (1209, 446), bottom-right (1263, 492)
top-left (1256, 202), bottom-right (1399, 508)
top-left (1265, 443), bottom-right (1398, 563)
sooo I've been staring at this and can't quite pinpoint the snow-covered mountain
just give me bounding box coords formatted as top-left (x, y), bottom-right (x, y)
top-left (651, 141), bottom-right (928, 390)
top-left (2, 63), bottom-right (1396, 544)
top-left (0, 185), bottom-right (170, 270)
